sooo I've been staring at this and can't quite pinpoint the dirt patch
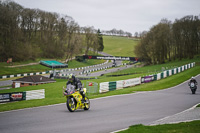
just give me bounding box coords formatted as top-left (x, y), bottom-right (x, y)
top-left (6, 63), bottom-right (39, 68)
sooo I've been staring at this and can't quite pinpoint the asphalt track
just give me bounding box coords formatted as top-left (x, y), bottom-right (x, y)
top-left (0, 75), bottom-right (199, 133)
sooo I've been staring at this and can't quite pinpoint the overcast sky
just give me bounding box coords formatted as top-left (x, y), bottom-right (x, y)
top-left (13, 0), bottom-right (200, 34)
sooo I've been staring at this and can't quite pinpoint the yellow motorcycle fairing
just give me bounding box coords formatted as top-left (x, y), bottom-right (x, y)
top-left (65, 88), bottom-right (89, 112)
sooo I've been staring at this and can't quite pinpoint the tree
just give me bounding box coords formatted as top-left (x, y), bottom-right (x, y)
top-left (134, 32), bottom-right (139, 38)
top-left (97, 29), bottom-right (104, 52)
top-left (134, 15), bottom-right (200, 65)
top-left (84, 26), bottom-right (98, 55)
top-left (65, 19), bottom-right (82, 62)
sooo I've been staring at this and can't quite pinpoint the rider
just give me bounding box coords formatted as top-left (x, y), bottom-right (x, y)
top-left (66, 74), bottom-right (86, 103)
top-left (189, 76), bottom-right (198, 88)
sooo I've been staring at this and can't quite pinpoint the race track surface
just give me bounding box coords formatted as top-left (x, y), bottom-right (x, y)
top-left (0, 75), bottom-right (199, 133)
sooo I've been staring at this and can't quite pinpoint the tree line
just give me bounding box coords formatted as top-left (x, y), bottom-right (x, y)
top-left (0, 0), bottom-right (104, 62)
top-left (134, 16), bottom-right (200, 64)
top-left (101, 28), bottom-right (132, 37)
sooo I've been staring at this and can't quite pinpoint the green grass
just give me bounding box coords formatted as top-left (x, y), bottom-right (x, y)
top-left (0, 58), bottom-right (199, 112)
top-left (119, 121), bottom-right (200, 133)
top-left (0, 59), bottom-right (105, 76)
top-left (104, 57), bottom-right (199, 77)
top-left (103, 36), bottom-right (138, 57)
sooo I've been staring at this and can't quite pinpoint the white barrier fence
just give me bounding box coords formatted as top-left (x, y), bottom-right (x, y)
top-left (99, 62), bottom-right (196, 93)
top-left (26, 89), bottom-right (45, 100)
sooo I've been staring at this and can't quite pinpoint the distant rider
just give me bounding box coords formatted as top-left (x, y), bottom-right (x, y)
top-left (188, 77), bottom-right (198, 89)
top-left (66, 74), bottom-right (86, 103)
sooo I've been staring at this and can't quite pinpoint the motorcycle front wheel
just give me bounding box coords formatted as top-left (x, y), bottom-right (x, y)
top-left (191, 89), bottom-right (196, 94)
top-left (67, 97), bottom-right (76, 112)
top-left (84, 97), bottom-right (90, 110)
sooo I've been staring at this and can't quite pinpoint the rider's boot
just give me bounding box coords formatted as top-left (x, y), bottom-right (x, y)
top-left (81, 98), bottom-right (85, 103)
top-left (80, 91), bottom-right (86, 103)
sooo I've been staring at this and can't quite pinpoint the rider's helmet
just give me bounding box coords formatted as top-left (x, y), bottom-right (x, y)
top-left (191, 76), bottom-right (194, 80)
top-left (68, 74), bottom-right (75, 83)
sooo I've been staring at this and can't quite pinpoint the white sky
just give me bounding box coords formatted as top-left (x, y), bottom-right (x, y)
top-left (13, 0), bottom-right (200, 34)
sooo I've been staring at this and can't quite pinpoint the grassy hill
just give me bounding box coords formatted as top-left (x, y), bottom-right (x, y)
top-left (103, 36), bottom-right (139, 57)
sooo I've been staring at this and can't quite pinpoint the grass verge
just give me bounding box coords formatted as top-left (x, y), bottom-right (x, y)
top-left (118, 120), bottom-right (200, 133)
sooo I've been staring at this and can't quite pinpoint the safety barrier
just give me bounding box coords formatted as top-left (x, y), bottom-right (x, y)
top-left (0, 89), bottom-right (45, 103)
top-left (58, 64), bottom-right (113, 77)
top-left (0, 60), bottom-right (109, 79)
top-left (0, 71), bottom-right (50, 79)
top-left (99, 77), bottom-right (141, 93)
top-left (26, 89), bottom-right (45, 100)
top-left (153, 62), bottom-right (195, 81)
top-left (99, 62), bottom-right (195, 93)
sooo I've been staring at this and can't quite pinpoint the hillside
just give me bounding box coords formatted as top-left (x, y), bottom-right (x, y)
top-left (103, 36), bottom-right (139, 57)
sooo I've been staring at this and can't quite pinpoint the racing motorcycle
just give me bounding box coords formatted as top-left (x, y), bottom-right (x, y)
top-left (188, 82), bottom-right (197, 94)
top-left (63, 84), bottom-right (90, 112)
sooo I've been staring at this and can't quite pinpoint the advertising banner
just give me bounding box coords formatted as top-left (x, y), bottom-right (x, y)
top-left (0, 92), bottom-right (25, 103)
top-left (0, 93), bottom-right (10, 102)
top-left (123, 77), bottom-right (141, 88)
top-left (76, 55), bottom-right (139, 61)
top-left (10, 92), bottom-right (24, 101)
top-left (141, 76), bottom-right (153, 83)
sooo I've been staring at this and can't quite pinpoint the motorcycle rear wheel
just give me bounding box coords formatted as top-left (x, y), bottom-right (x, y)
top-left (67, 97), bottom-right (76, 112)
